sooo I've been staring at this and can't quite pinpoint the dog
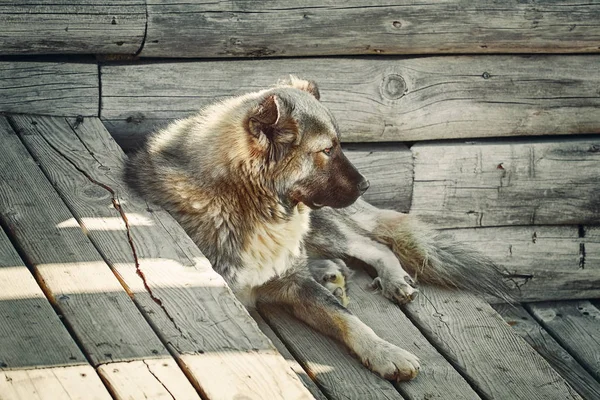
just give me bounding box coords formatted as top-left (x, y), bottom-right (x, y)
top-left (125, 76), bottom-right (510, 382)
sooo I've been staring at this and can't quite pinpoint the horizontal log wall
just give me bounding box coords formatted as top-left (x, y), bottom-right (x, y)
top-left (0, 61), bottom-right (99, 117)
top-left (1, 1), bottom-right (599, 57)
top-left (0, 2), bottom-right (145, 55)
top-left (100, 55), bottom-right (600, 147)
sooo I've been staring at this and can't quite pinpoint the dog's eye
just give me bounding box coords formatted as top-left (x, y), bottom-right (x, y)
top-left (322, 147), bottom-right (332, 156)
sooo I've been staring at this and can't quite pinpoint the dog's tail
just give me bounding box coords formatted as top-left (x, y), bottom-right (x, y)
top-left (372, 212), bottom-right (513, 302)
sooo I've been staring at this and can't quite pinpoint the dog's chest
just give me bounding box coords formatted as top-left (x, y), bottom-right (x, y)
top-left (234, 207), bottom-right (310, 297)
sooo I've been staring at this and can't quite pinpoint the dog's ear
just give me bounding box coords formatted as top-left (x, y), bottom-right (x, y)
top-left (285, 75), bottom-right (320, 100)
top-left (248, 95), bottom-right (298, 161)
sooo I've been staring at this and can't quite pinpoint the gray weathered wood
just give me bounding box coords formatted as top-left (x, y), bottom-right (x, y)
top-left (250, 311), bottom-right (328, 400)
top-left (0, 116), bottom-right (168, 366)
top-left (142, 1), bottom-right (600, 57)
top-left (0, 226), bottom-right (87, 369)
top-left (345, 144), bottom-right (412, 212)
top-left (493, 303), bottom-right (600, 400)
top-left (0, 116), bottom-right (204, 399)
top-left (447, 225), bottom-right (600, 302)
top-left (411, 138), bottom-right (600, 228)
top-left (261, 305), bottom-right (404, 400)
top-left (0, 366), bottom-right (112, 400)
top-left (0, 61), bottom-right (98, 117)
top-left (13, 115), bottom-right (313, 400)
top-left (526, 301), bottom-right (600, 382)
top-left (0, 2), bottom-right (145, 55)
top-left (100, 56), bottom-right (600, 146)
top-left (584, 226), bottom-right (600, 269)
top-left (346, 270), bottom-right (480, 400)
top-left (402, 286), bottom-right (581, 399)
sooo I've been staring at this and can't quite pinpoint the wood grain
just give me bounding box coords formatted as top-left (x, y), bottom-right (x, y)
top-left (346, 270), bottom-right (480, 400)
top-left (0, 1), bottom-right (145, 55)
top-left (0, 117), bottom-right (203, 399)
top-left (0, 365), bottom-right (111, 400)
top-left (345, 144), bottom-right (412, 212)
top-left (261, 305), bottom-right (404, 400)
top-left (13, 115), bottom-right (313, 400)
top-left (447, 225), bottom-right (600, 302)
top-left (142, 1), bottom-right (600, 57)
top-left (526, 301), bottom-right (600, 382)
top-left (0, 116), bottom-right (168, 366)
top-left (0, 61), bottom-right (98, 117)
top-left (98, 359), bottom-right (201, 400)
top-left (493, 303), bottom-right (600, 400)
top-left (100, 55), bottom-right (600, 146)
top-left (0, 226), bottom-right (87, 369)
top-left (251, 311), bottom-right (328, 400)
top-left (402, 286), bottom-right (581, 399)
top-left (411, 138), bottom-right (600, 228)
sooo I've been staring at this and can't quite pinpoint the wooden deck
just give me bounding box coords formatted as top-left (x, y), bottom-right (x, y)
top-left (0, 114), bottom-right (598, 399)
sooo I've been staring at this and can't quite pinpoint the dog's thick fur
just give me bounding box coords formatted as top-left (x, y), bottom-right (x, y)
top-left (125, 77), bottom-right (510, 382)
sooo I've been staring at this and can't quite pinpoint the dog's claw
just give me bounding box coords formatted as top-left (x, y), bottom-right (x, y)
top-left (372, 275), bottom-right (418, 305)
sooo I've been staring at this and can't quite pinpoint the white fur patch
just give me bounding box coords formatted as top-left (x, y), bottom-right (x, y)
top-left (233, 206), bottom-right (310, 305)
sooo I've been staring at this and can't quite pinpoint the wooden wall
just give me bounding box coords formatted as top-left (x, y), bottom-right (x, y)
top-left (1, 1), bottom-right (599, 301)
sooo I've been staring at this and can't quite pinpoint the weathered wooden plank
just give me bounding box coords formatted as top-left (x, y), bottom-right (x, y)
top-left (0, 227), bottom-right (87, 369)
top-left (447, 226), bottom-right (600, 302)
top-left (584, 226), bottom-right (600, 269)
top-left (493, 303), bottom-right (600, 400)
top-left (0, 117), bottom-right (202, 399)
top-left (346, 270), bottom-right (480, 400)
top-left (13, 115), bottom-right (313, 400)
top-left (0, 366), bottom-right (112, 400)
top-left (0, 61), bottom-right (98, 117)
top-left (346, 144), bottom-right (412, 212)
top-left (526, 301), bottom-right (600, 382)
top-left (261, 305), bottom-right (404, 400)
top-left (411, 138), bottom-right (600, 228)
top-left (249, 311), bottom-right (327, 400)
top-left (0, 221), bottom-right (111, 399)
top-left (98, 359), bottom-right (201, 400)
top-left (402, 286), bottom-right (581, 399)
top-left (100, 56), bottom-right (600, 146)
top-left (142, 1), bottom-right (600, 57)
top-left (0, 2), bottom-right (145, 55)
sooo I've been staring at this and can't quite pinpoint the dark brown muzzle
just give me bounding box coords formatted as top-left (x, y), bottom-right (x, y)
top-left (291, 147), bottom-right (369, 209)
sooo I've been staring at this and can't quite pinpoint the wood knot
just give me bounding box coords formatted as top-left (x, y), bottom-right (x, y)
top-left (380, 74), bottom-right (407, 100)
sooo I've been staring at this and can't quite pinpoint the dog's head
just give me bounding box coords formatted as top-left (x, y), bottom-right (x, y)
top-left (244, 77), bottom-right (369, 209)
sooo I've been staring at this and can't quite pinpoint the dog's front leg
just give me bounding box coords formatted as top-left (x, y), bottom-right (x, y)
top-left (255, 272), bottom-right (420, 381)
top-left (344, 235), bottom-right (419, 304)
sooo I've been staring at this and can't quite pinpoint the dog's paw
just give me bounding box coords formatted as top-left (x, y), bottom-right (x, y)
top-left (371, 274), bottom-right (418, 304)
top-left (361, 340), bottom-right (420, 381)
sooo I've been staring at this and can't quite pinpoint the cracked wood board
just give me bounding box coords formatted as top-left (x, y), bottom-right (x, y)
top-left (411, 138), bottom-right (600, 228)
top-left (250, 311), bottom-right (328, 400)
top-left (447, 226), bottom-right (600, 302)
top-left (12, 115), bottom-right (312, 400)
top-left (493, 303), bottom-right (600, 400)
top-left (0, 61), bottom-right (98, 117)
top-left (100, 55), bottom-right (600, 146)
top-left (98, 359), bottom-right (200, 400)
top-left (0, 366), bottom-right (111, 400)
top-left (141, 1), bottom-right (600, 57)
top-left (0, 116), bottom-right (201, 399)
top-left (402, 286), bottom-right (581, 399)
top-left (525, 301), bottom-right (600, 382)
top-left (0, 2), bottom-right (145, 55)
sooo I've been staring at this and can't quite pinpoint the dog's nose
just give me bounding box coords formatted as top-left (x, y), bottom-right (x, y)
top-left (358, 179), bottom-right (370, 194)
